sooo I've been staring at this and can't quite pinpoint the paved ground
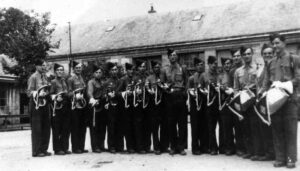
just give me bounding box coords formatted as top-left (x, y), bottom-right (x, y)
top-left (0, 123), bottom-right (299, 171)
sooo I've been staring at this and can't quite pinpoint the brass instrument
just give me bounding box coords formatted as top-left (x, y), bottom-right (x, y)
top-left (71, 88), bottom-right (87, 110)
top-left (217, 85), bottom-right (234, 111)
top-left (153, 79), bottom-right (163, 105)
top-left (133, 80), bottom-right (143, 107)
top-left (51, 91), bottom-right (66, 116)
top-left (121, 81), bottom-right (134, 108)
top-left (33, 85), bottom-right (50, 110)
top-left (186, 85), bottom-right (206, 112)
top-left (104, 83), bottom-right (118, 110)
top-left (207, 82), bottom-right (217, 107)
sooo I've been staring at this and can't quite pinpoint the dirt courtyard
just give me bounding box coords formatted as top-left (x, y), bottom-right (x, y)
top-left (0, 123), bottom-right (299, 171)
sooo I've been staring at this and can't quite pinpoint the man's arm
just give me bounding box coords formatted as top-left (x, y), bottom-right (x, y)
top-left (27, 75), bottom-right (36, 97)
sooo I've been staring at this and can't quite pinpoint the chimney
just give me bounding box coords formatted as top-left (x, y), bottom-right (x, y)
top-left (148, 3), bottom-right (156, 14)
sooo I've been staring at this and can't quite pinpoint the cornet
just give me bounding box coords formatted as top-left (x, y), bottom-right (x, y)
top-left (71, 88), bottom-right (87, 110)
top-left (33, 85), bottom-right (50, 110)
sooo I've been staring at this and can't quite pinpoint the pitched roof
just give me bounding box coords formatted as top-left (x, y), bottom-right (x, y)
top-left (50, 0), bottom-right (300, 56)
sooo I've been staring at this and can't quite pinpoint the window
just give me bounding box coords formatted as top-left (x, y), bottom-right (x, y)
top-left (178, 52), bottom-right (204, 70)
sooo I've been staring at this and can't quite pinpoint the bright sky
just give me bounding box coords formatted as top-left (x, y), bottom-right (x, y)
top-left (1, 0), bottom-right (249, 27)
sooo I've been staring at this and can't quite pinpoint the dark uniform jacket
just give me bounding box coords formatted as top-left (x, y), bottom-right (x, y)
top-left (160, 63), bottom-right (187, 90)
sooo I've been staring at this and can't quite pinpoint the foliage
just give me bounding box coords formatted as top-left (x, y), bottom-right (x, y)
top-left (0, 7), bottom-right (59, 86)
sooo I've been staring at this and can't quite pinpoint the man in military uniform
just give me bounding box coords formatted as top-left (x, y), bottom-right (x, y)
top-left (254, 43), bottom-right (274, 161)
top-left (187, 58), bottom-right (205, 155)
top-left (104, 62), bottom-right (123, 153)
top-left (261, 33), bottom-right (299, 168)
top-left (198, 56), bottom-right (222, 155)
top-left (132, 60), bottom-right (148, 154)
top-left (87, 64), bottom-right (106, 153)
top-left (145, 61), bottom-right (164, 155)
top-left (230, 49), bottom-right (245, 156)
top-left (117, 63), bottom-right (136, 153)
top-left (27, 59), bottom-right (51, 157)
top-left (160, 49), bottom-right (188, 155)
top-left (50, 63), bottom-right (71, 155)
top-left (233, 46), bottom-right (257, 159)
top-left (218, 57), bottom-right (235, 155)
top-left (67, 61), bottom-right (88, 154)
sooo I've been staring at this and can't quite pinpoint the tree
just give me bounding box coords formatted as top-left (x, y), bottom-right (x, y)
top-left (0, 7), bottom-right (59, 85)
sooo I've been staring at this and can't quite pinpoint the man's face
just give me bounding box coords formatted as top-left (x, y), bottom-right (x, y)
top-left (110, 66), bottom-right (118, 77)
top-left (127, 69), bottom-right (133, 77)
top-left (209, 61), bottom-right (218, 72)
top-left (272, 38), bottom-right (285, 54)
top-left (195, 62), bottom-right (204, 73)
top-left (153, 65), bottom-right (160, 74)
top-left (138, 62), bottom-right (146, 73)
top-left (262, 47), bottom-right (274, 62)
top-left (55, 67), bottom-right (64, 78)
top-left (168, 52), bottom-right (178, 64)
top-left (242, 48), bottom-right (253, 64)
top-left (223, 60), bottom-right (232, 72)
top-left (74, 64), bottom-right (82, 75)
top-left (36, 62), bottom-right (47, 73)
top-left (232, 50), bottom-right (242, 66)
top-left (94, 69), bottom-right (102, 79)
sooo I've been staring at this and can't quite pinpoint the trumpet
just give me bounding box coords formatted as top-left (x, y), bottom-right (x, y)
top-left (217, 84), bottom-right (234, 111)
top-left (71, 88), bottom-right (87, 110)
top-left (122, 81), bottom-right (134, 108)
top-left (207, 82), bottom-right (217, 107)
top-left (152, 79), bottom-right (163, 105)
top-left (104, 84), bottom-right (118, 110)
top-left (186, 85), bottom-right (205, 112)
top-left (33, 85), bottom-right (50, 110)
top-left (51, 91), bottom-right (66, 116)
top-left (133, 80), bottom-right (143, 107)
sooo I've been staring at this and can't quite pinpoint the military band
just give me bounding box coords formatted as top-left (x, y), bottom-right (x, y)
top-left (27, 33), bottom-right (299, 169)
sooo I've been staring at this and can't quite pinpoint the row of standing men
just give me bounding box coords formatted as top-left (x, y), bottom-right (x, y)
top-left (28, 33), bottom-right (298, 168)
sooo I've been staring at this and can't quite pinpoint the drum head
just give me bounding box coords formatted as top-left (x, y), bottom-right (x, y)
top-left (266, 88), bottom-right (289, 115)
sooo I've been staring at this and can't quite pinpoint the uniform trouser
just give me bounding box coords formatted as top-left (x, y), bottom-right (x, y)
top-left (240, 108), bottom-right (254, 155)
top-left (219, 106), bottom-right (235, 152)
top-left (107, 105), bottom-right (123, 151)
top-left (51, 107), bottom-right (71, 153)
top-left (166, 91), bottom-right (187, 152)
top-left (271, 100), bottom-right (298, 163)
top-left (90, 107), bottom-right (107, 151)
top-left (30, 99), bottom-right (51, 156)
top-left (259, 120), bottom-right (274, 158)
top-left (145, 103), bottom-right (161, 151)
top-left (159, 101), bottom-right (169, 151)
top-left (205, 101), bottom-right (220, 152)
top-left (133, 104), bottom-right (146, 152)
top-left (71, 108), bottom-right (87, 152)
top-left (190, 100), bottom-right (201, 153)
top-left (123, 105), bottom-right (135, 151)
top-left (251, 111), bottom-right (264, 156)
top-left (233, 112), bottom-right (246, 153)
top-left (199, 105), bottom-right (209, 153)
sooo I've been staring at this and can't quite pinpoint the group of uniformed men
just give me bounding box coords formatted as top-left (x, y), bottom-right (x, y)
top-left (28, 33), bottom-right (299, 168)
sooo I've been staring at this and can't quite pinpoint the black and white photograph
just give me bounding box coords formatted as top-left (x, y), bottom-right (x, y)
top-left (0, 0), bottom-right (299, 170)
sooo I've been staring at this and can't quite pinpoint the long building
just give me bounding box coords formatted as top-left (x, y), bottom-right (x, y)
top-left (48, 0), bottom-right (300, 73)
